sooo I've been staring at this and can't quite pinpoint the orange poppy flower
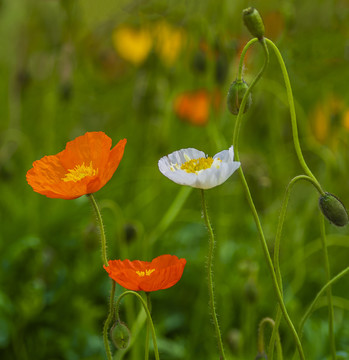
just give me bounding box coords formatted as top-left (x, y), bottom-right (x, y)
top-left (104, 254), bottom-right (186, 292)
top-left (174, 90), bottom-right (210, 126)
top-left (26, 132), bottom-right (127, 200)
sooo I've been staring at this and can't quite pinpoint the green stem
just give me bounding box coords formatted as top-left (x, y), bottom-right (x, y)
top-left (145, 293), bottom-right (151, 360)
top-left (237, 38), bottom-right (259, 81)
top-left (237, 168), bottom-right (305, 359)
top-left (103, 280), bottom-right (116, 360)
top-left (319, 214), bottom-right (337, 360)
top-left (233, 38), bottom-right (269, 155)
top-left (115, 291), bottom-right (160, 360)
top-left (299, 266), bottom-right (349, 334)
top-left (87, 193), bottom-right (108, 267)
top-left (264, 38), bottom-right (325, 196)
top-left (232, 38), bottom-right (305, 359)
top-left (200, 189), bottom-right (226, 360)
top-left (269, 175), bottom-right (322, 359)
top-left (257, 317), bottom-right (283, 359)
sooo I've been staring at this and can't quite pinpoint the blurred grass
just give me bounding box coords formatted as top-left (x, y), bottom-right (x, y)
top-left (1, 0), bottom-right (349, 359)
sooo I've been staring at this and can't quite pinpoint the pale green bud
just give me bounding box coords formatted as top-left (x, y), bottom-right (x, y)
top-left (319, 192), bottom-right (348, 227)
top-left (243, 7), bottom-right (265, 39)
top-left (110, 321), bottom-right (131, 350)
top-left (226, 80), bottom-right (252, 115)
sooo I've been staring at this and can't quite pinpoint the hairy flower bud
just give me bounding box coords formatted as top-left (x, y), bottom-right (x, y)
top-left (319, 192), bottom-right (348, 227)
top-left (110, 321), bottom-right (131, 350)
top-left (243, 7), bottom-right (265, 39)
top-left (227, 80), bottom-right (252, 115)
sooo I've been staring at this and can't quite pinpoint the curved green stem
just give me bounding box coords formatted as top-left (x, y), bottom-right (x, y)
top-left (257, 317), bottom-right (283, 359)
top-left (319, 214), bottom-right (337, 360)
top-left (115, 291), bottom-right (160, 360)
top-left (237, 38), bottom-right (259, 81)
top-left (233, 38), bottom-right (269, 157)
top-left (299, 266), bottom-right (349, 334)
top-left (237, 167), bottom-right (305, 359)
top-left (269, 175), bottom-right (322, 359)
top-left (232, 37), bottom-right (305, 359)
top-left (87, 193), bottom-right (108, 267)
top-left (264, 38), bottom-right (325, 196)
top-left (200, 189), bottom-right (226, 360)
top-left (103, 280), bottom-right (116, 360)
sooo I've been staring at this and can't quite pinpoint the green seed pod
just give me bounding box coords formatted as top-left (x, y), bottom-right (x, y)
top-left (319, 192), bottom-right (348, 227)
top-left (243, 7), bottom-right (265, 39)
top-left (110, 321), bottom-right (131, 350)
top-left (226, 80), bottom-right (252, 115)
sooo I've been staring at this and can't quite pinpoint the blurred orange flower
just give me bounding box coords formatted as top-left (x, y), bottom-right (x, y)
top-left (26, 132), bottom-right (127, 200)
top-left (104, 254), bottom-right (186, 292)
top-left (174, 90), bottom-right (210, 126)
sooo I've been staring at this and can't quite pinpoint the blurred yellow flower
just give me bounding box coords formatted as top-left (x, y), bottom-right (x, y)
top-left (112, 26), bottom-right (153, 65)
top-left (153, 21), bottom-right (185, 66)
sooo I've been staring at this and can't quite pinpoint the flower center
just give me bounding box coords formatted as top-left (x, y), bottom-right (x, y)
top-left (135, 269), bottom-right (155, 277)
top-left (62, 161), bottom-right (98, 182)
top-left (180, 157), bottom-right (214, 173)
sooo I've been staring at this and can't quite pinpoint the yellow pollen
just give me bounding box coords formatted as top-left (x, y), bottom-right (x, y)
top-left (136, 269), bottom-right (155, 277)
top-left (62, 161), bottom-right (98, 182)
top-left (180, 157), bottom-right (214, 173)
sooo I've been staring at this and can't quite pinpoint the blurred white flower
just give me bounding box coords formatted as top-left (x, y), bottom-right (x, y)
top-left (158, 146), bottom-right (240, 189)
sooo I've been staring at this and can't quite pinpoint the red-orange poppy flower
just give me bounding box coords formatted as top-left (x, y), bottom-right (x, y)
top-left (104, 254), bottom-right (186, 292)
top-left (174, 90), bottom-right (210, 126)
top-left (26, 132), bottom-right (127, 200)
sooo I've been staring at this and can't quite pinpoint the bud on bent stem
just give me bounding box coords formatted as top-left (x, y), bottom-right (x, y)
top-left (227, 79), bottom-right (252, 115)
top-left (243, 7), bottom-right (265, 40)
top-left (319, 192), bottom-right (349, 227)
top-left (110, 321), bottom-right (131, 350)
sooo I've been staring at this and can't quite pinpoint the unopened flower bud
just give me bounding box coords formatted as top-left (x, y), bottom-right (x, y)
top-left (227, 80), bottom-right (252, 115)
top-left (319, 192), bottom-right (348, 227)
top-left (243, 7), bottom-right (265, 40)
top-left (110, 321), bottom-right (131, 350)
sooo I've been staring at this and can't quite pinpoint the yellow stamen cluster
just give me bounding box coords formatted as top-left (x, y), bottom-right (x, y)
top-left (62, 161), bottom-right (98, 182)
top-left (180, 157), bottom-right (214, 173)
top-left (136, 269), bottom-right (155, 277)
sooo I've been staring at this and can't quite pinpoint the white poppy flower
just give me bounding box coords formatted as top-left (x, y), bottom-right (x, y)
top-left (158, 146), bottom-right (241, 189)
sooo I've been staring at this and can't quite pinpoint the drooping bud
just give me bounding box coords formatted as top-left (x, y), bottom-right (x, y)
top-left (226, 79), bottom-right (252, 115)
top-left (319, 192), bottom-right (348, 227)
top-left (242, 7), bottom-right (265, 40)
top-left (110, 321), bottom-right (131, 350)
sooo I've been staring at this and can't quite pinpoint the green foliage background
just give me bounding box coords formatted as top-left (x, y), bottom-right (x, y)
top-left (0, 0), bottom-right (349, 359)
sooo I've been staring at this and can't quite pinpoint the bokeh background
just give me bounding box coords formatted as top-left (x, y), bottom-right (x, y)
top-left (1, 0), bottom-right (349, 359)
